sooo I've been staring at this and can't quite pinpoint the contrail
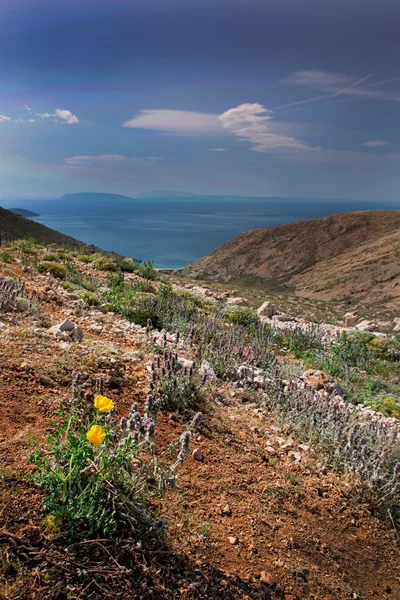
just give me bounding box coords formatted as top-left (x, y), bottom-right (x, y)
top-left (327, 72), bottom-right (374, 98)
top-left (274, 72), bottom-right (374, 111)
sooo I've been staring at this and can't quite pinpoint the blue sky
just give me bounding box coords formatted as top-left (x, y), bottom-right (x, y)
top-left (1, 0), bottom-right (400, 200)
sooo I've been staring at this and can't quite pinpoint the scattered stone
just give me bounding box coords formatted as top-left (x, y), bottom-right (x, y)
top-left (90, 324), bottom-right (103, 334)
top-left (298, 444), bottom-right (310, 452)
top-left (226, 297), bottom-right (250, 307)
top-left (192, 448), bottom-right (203, 461)
top-left (49, 318), bottom-right (83, 342)
top-left (303, 369), bottom-right (333, 390)
top-left (356, 319), bottom-right (379, 332)
top-left (260, 571), bottom-right (276, 586)
top-left (344, 311), bottom-right (360, 328)
top-left (199, 360), bottom-right (216, 381)
top-left (265, 446), bottom-right (277, 455)
top-left (222, 504), bottom-right (232, 516)
top-left (228, 536), bottom-right (238, 545)
top-left (257, 301), bottom-right (279, 319)
top-left (288, 451), bottom-right (302, 462)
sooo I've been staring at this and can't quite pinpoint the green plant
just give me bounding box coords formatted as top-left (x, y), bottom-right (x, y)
top-left (31, 379), bottom-right (201, 540)
top-left (137, 259), bottom-right (156, 280)
top-left (92, 255), bottom-right (118, 271)
top-left (78, 290), bottom-right (100, 306)
top-left (0, 250), bottom-right (15, 263)
top-left (119, 257), bottom-right (139, 272)
top-left (223, 305), bottom-right (258, 326)
top-left (37, 262), bottom-right (67, 279)
top-left (43, 252), bottom-right (60, 262)
top-left (150, 352), bottom-right (204, 412)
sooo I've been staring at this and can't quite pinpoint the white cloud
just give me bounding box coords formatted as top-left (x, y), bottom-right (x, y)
top-left (65, 154), bottom-right (128, 166)
top-left (362, 140), bottom-right (388, 148)
top-left (24, 104), bottom-right (31, 112)
top-left (219, 103), bottom-right (318, 152)
top-left (14, 119), bottom-right (24, 123)
top-left (0, 114), bottom-right (11, 122)
top-left (55, 109), bottom-right (79, 124)
top-left (123, 109), bottom-right (221, 133)
top-left (28, 119), bottom-right (36, 123)
top-left (207, 148), bottom-right (227, 152)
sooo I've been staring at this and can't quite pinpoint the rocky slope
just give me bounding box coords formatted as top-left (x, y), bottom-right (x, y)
top-left (182, 210), bottom-right (400, 308)
top-left (1, 244), bottom-right (400, 599)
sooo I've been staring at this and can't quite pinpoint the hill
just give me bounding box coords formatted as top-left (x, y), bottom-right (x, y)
top-left (0, 205), bottom-right (89, 248)
top-left (182, 210), bottom-right (400, 308)
top-left (9, 208), bottom-right (40, 218)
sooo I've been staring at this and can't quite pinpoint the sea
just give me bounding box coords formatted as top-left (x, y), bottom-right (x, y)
top-left (1, 196), bottom-right (399, 269)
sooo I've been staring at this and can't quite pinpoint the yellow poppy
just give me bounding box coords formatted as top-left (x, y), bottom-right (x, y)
top-left (86, 424), bottom-right (106, 446)
top-left (94, 395), bottom-right (114, 413)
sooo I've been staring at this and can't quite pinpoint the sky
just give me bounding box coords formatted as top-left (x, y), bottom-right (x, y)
top-left (1, 0), bottom-right (400, 200)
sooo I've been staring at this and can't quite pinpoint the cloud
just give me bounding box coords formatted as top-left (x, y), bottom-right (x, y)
top-left (284, 70), bottom-right (400, 102)
top-left (0, 115), bottom-right (11, 122)
top-left (219, 103), bottom-right (318, 152)
top-left (35, 108), bottom-right (79, 124)
top-left (28, 119), bottom-right (36, 123)
top-left (123, 109), bottom-right (221, 133)
top-left (24, 104), bottom-right (31, 112)
top-left (207, 148), bottom-right (227, 152)
top-left (54, 108), bottom-right (79, 124)
top-left (362, 140), bottom-right (388, 148)
top-left (65, 154), bottom-right (128, 166)
top-left (14, 119), bottom-right (24, 123)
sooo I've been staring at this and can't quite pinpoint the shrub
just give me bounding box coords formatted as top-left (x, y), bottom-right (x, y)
top-left (92, 255), bottom-right (118, 271)
top-left (223, 305), bottom-right (258, 326)
top-left (137, 259), bottom-right (156, 280)
top-left (0, 250), bottom-right (15, 263)
top-left (127, 309), bottom-right (161, 329)
top-left (37, 262), bottom-right (67, 279)
top-left (78, 290), bottom-right (100, 306)
top-left (119, 257), bottom-right (139, 272)
top-left (43, 252), bottom-right (60, 262)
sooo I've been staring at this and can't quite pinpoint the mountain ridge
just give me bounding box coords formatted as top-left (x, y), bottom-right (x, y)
top-left (182, 210), bottom-right (400, 308)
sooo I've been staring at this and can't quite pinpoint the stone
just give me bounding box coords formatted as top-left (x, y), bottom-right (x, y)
top-left (260, 571), bottom-right (276, 585)
top-left (199, 360), bottom-right (216, 381)
top-left (90, 324), bottom-right (103, 333)
top-left (192, 448), bottom-right (203, 461)
top-left (257, 302), bottom-right (278, 319)
top-left (344, 311), bottom-right (360, 328)
top-left (303, 369), bottom-right (333, 390)
top-left (288, 451), bottom-right (302, 462)
top-left (265, 446), bottom-right (277, 455)
top-left (355, 319), bottom-right (378, 332)
top-left (394, 318), bottom-right (400, 332)
top-left (49, 318), bottom-right (83, 342)
top-left (226, 297), bottom-right (250, 307)
top-left (59, 318), bottom-right (76, 332)
top-left (228, 536), bottom-right (238, 545)
top-left (222, 504), bottom-right (232, 516)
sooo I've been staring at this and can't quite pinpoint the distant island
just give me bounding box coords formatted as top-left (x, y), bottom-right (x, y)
top-left (184, 211), bottom-right (215, 215)
top-left (9, 208), bottom-right (40, 218)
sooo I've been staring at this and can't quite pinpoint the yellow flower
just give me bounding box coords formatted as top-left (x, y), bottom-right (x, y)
top-left (94, 395), bottom-right (114, 413)
top-left (86, 424), bottom-right (106, 446)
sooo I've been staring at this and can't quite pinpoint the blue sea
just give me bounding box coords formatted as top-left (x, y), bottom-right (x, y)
top-left (2, 196), bottom-right (399, 269)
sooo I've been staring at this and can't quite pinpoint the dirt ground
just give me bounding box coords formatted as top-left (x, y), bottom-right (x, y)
top-left (1, 260), bottom-right (400, 599)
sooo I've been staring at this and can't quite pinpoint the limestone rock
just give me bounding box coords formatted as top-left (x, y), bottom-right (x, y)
top-left (257, 302), bottom-right (278, 319)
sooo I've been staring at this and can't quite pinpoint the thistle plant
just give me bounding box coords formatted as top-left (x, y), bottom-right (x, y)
top-left (150, 351), bottom-right (204, 412)
top-left (31, 375), bottom-right (194, 540)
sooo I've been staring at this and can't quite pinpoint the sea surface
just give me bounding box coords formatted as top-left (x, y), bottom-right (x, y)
top-left (2, 196), bottom-right (399, 269)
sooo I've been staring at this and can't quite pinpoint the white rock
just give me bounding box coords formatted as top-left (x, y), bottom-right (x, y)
top-left (200, 360), bottom-right (216, 381)
top-left (257, 301), bottom-right (278, 319)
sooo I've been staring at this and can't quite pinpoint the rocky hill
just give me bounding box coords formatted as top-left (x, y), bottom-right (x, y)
top-left (0, 205), bottom-right (89, 248)
top-left (182, 210), bottom-right (400, 308)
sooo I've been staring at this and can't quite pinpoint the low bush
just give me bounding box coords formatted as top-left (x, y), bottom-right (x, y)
top-left (223, 305), bottom-right (258, 326)
top-left (37, 262), bottom-right (67, 279)
top-left (137, 259), bottom-right (156, 280)
top-left (92, 255), bottom-right (118, 271)
top-left (119, 257), bottom-right (139, 272)
top-left (43, 252), bottom-right (61, 262)
top-left (0, 250), bottom-right (15, 263)
top-left (78, 290), bottom-right (100, 306)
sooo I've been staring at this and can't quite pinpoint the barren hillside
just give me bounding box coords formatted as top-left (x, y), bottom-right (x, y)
top-left (182, 210), bottom-right (400, 307)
